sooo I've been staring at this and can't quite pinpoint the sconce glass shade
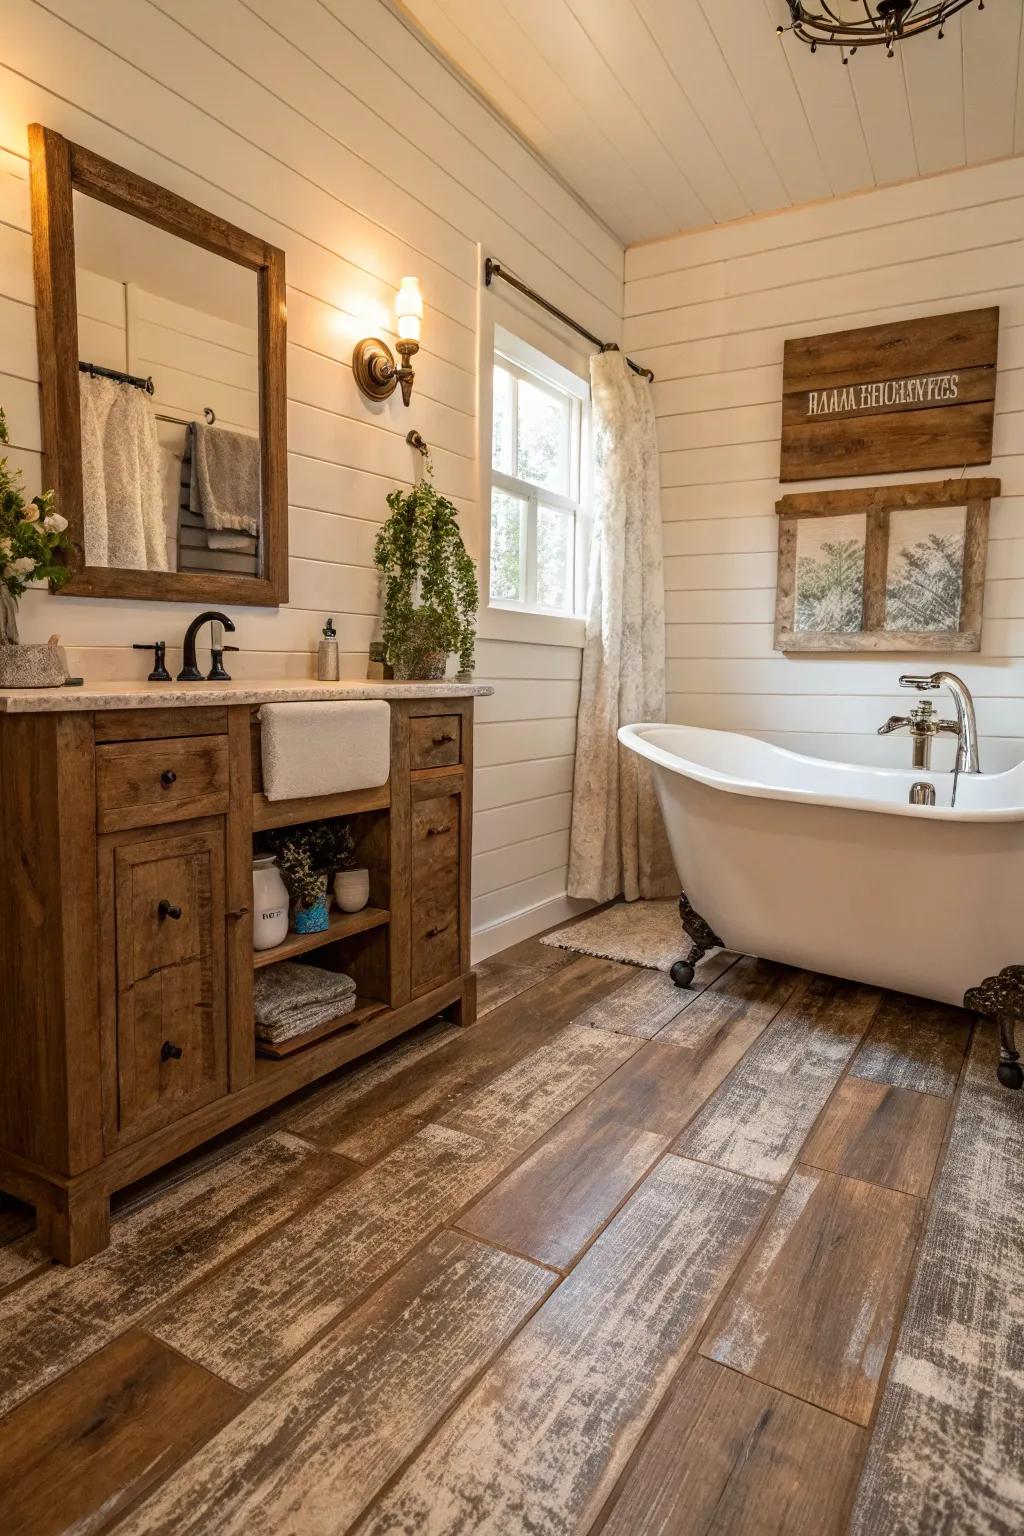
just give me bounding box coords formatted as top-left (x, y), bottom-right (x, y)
top-left (396, 276), bottom-right (423, 343)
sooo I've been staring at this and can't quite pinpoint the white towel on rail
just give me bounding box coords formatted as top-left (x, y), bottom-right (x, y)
top-left (79, 373), bottom-right (168, 571)
top-left (260, 700), bottom-right (390, 801)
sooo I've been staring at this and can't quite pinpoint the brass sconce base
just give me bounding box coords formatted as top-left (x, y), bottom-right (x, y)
top-left (353, 337), bottom-right (399, 401)
top-left (353, 336), bottom-right (419, 407)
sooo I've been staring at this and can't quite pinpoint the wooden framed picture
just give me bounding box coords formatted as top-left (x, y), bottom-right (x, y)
top-left (774, 477), bottom-right (998, 653)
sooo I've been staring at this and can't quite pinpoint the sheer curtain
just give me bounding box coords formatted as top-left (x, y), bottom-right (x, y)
top-left (79, 373), bottom-right (168, 571)
top-left (568, 347), bottom-right (675, 903)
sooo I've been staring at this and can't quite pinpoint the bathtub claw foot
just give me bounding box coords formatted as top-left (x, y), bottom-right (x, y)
top-left (672, 893), bottom-right (723, 989)
top-left (964, 967), bottom-right (1024, 1090)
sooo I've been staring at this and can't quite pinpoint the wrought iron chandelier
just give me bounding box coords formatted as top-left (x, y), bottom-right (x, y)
top-left (779, 1), bottom-right (984, 61)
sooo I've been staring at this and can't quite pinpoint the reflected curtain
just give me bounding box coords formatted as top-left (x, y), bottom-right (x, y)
top-left (79, 373), bottom-right (168, 571)
top-left (568, 347), bottom-right (675, 903)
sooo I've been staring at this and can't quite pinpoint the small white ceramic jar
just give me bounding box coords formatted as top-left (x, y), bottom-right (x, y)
top-left (334, 867), bottom-right (370, 913)
top-left (252, 855), bottom-right (289, 950)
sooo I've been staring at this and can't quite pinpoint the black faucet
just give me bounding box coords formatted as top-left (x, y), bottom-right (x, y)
top-left (178, 610), bottom-right (236, 682)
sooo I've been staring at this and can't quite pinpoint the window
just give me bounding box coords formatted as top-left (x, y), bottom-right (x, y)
top-left (489, 330), bottom-right (589, 617)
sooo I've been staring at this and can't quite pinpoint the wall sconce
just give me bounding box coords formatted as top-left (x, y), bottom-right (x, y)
top-left (353, 276), bottom-right (422, 408)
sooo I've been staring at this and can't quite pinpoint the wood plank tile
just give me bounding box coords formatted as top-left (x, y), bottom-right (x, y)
top-left (118, 1234), bottom-right (549, 1536)
top-left (289, 954), bottom-right (630, 1162)
top-left (803, 1076), bottom-right (950, 1197)
top-left (569, 950), bottom-right (738, 1039)
top-left (0, 1328), bottom-right (241, 1536)
top-left (499, 932), bottom-right (575, 971)
top-left (676, 973), bottom-right (881, 1182)
top-left (702, 1165), bottom-right (920, 1425)
top-left (853, 991), bottom-right (970, 1097)
top-left (599, 1355), bottom-right (865, 1536)
top-left (474, 957), bottom-right (545, 1016)
top-left (441, 1024), bottom-right (639, 1152)
top-left (150, 1124), bottom-right (508, 1390)
top-left (353, 1156), bottom-right (772, 1536)
top-left (0, 1133), bottom-right (348, 1418)
top-left (850, 1024), bottom-right (1024, 1534)
top-left (285, 1016), bottom-right (459, 1146)
top-left (458, 1040), bottom-right (715, 1270)
top-left (656, 955), bottom-right (803, 1049)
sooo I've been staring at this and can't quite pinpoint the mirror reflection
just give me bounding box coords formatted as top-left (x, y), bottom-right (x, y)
top-left (72, 191), bottom-right (261, 576)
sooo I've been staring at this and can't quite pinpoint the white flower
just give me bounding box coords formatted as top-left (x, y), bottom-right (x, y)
top-left (6, 556), bottom-right (36, 575)
top-left (20, 504), bottom-right (39, 523)
top-left (0, 539), bottom-right (10, 560)
top-left (43, 512), bottom-right (68, 534)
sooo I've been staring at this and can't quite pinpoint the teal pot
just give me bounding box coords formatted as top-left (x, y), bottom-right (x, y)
top-left (291, 873), bottom-right (330, 934)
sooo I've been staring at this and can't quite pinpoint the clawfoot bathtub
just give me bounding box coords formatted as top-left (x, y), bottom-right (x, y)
top-left (619, 722), bottom-right (1024, 1087)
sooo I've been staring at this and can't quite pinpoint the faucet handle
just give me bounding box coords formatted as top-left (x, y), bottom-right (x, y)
top-left (133, 641), bottom-right (171, 683)
top-left (899, 673), bottom-right (939, 690)
top-left (877, 715), bottom-right (910, 736)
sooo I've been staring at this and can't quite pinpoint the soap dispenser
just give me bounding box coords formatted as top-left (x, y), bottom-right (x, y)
top-left (318, 616), bottom-right (340, 681)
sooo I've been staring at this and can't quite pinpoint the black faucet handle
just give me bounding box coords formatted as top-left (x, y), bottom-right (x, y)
top-left (133, 641), bottom-right (171, 683)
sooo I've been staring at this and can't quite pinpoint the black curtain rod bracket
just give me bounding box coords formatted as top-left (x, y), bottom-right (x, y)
top-left (484, 258), bottom-right (654, 381)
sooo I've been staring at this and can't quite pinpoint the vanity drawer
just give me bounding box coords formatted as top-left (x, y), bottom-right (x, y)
top-left (104, 822), bottom-right (228, 1146)
top-left (409, 714), bottom-right (461, 771)
top-left (410, 792), bottom-right (460, 995)
top-left (96, 735), bottom-right (229, 832)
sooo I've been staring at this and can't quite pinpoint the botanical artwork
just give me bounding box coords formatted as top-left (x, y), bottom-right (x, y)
top-left (885, 505), bottom-right (966, 632)
top-left (794, 512), bottom-right (866, 632)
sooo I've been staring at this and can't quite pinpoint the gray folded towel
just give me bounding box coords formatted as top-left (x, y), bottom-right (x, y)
top-left (187, 420), bottom-right (260, 536)
top-left (254, 962), bottom-right (356, 1027)
top-left (257, 993), bottom-right (356, 1044)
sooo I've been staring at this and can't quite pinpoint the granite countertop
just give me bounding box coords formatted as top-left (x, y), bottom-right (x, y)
top-left (0, 678), bottom-right (494, 713)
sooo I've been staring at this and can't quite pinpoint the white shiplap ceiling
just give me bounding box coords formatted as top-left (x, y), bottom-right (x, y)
top-left (396, 0), bottom-right (1024, 245)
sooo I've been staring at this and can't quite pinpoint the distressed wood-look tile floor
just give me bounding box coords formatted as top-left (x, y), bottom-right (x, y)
top-left (1, 920), bottom-right (1020, 1536)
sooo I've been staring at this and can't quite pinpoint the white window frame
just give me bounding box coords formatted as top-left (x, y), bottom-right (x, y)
top-left (488, 325), bottom-right (591, 623)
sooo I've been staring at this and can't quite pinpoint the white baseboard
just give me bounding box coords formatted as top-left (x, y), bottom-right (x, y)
top-left (471, 891), bottom-right (596, 964)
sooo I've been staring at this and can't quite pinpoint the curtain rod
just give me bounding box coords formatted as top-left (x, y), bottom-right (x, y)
top-left (484, 258), bottom-right (654, 382)
top-left (79, 360), bottom-right (154, 393)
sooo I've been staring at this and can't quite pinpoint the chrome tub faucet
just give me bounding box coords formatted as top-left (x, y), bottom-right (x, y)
top-left (877, 671), bottom-right (981, 775)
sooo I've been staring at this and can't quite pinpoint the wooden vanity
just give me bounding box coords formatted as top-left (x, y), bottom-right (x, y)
top-left (0, 680), bottom-right (487, 1263)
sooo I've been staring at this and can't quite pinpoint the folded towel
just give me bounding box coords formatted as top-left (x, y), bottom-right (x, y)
top-left (256, 993), bottom-right (356, 1044)
top-left (188, 420), bottom-right (260, 536)
top-left (254, 962), bottom-right (356, 1027)
top-left (260, 700), bottom-right (390, 802)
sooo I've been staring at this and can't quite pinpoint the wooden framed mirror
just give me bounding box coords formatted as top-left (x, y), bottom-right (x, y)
top-left (29, 124), bottom-right (288, 606)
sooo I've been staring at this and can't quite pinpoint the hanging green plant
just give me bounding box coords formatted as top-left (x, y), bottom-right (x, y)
top-left (374, 455), bottom-right (478, 679)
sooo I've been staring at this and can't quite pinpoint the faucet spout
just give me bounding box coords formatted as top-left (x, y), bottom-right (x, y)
top-left (898, 671), bottom-right (980, 774)
top-left (178, 610), bottom-right (236, 682)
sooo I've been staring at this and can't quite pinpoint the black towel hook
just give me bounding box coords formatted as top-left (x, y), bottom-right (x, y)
top-left (406, 429), bottom-right (428, 456)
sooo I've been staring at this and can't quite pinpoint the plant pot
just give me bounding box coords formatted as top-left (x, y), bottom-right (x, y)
top-left (334, 867), bottom-right (370, 913)
top-left (393, 648), bottom-right (447, 681)
top-left (252, 855), bottom-right (289, 951)
top-left (291, 873), bottom-right (330, 934)
top-left (0, 638), bottom-right (70, 688)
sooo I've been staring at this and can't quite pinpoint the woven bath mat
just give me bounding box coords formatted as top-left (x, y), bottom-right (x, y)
top-left (541, 899), bottom-right (684, 972)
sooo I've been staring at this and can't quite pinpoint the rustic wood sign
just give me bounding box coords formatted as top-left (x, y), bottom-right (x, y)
top-left (774, 477), bottom-right (998, 653)
top-left (781, 308), bottom-right (999, 481)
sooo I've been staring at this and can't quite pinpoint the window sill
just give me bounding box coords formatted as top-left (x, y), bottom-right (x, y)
top-left (478, 603), bottom-right (586, 649)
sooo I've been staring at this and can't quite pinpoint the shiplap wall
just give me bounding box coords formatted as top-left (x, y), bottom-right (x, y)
top-left (623, 158), bottom-right (1024, 773)
top-left (0, 0), bottom-right (620, 950)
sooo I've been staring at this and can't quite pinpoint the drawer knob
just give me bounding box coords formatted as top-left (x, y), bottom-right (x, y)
top-left (158, 900), bottom-right (183, 921)
top-left (426, 823), bottom-right (452, 837)
top-left (160, 769), bottom-right (177, 788)
top-left (160, 1040), bottom-right (183, 1062)
top-left (426, 922), bottom-right (450, 939)
top-left (433, 733), bottom-right (455, 746)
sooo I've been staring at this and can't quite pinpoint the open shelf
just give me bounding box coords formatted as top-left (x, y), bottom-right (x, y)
top-left (256, 997), bottom-right (388, 1058)
top-left (253, 906), bottom-right (390, 969)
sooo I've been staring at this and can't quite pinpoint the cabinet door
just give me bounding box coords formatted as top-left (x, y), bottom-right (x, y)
top-left (410, 792), bottom-right (461, 996)
top-left (105, 823), bottom-right (228, 1145)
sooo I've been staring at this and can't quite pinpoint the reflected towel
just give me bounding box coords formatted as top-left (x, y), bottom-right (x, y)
top-left (254, 961), bottom-right (356, 1027)
top-left (260, 700), bottom-right (391, 802)
top-left (188, 420), bottom-right (260, 536)
top-left (79, 374), bottom-right (169, 571)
